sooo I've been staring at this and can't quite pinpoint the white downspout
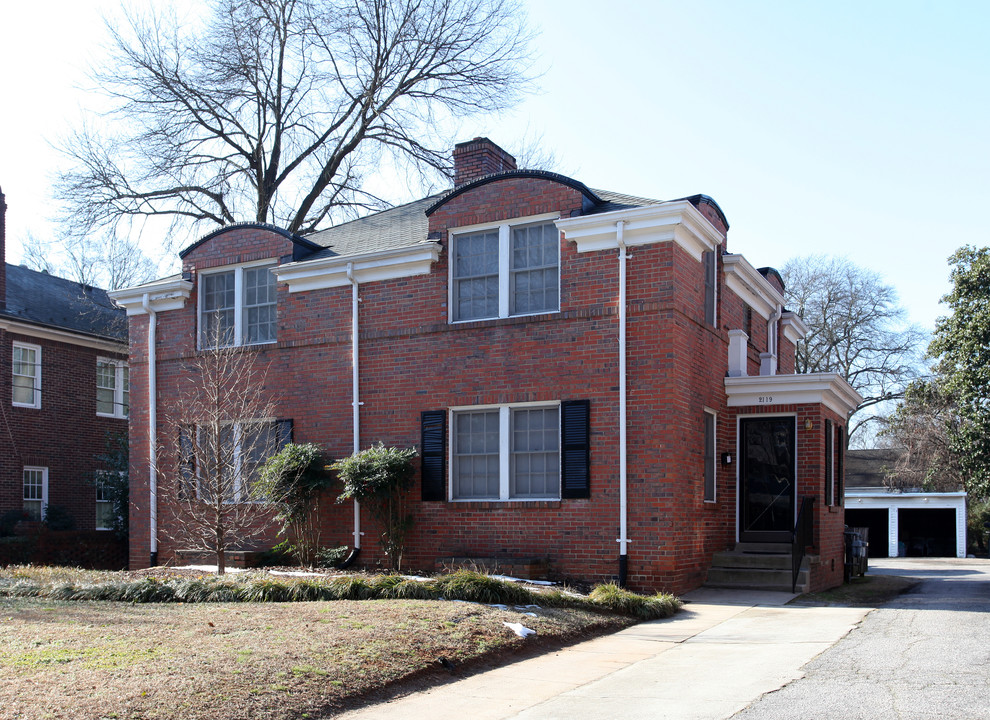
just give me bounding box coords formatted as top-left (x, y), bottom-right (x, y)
top-left (140, 293), bottom-right (158, 564)
top-left (616, 222), bottom-right (630, 584)
top-left (346, 263), bottom-right (362, 550)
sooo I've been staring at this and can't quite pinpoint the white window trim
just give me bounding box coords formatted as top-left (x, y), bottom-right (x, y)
top-left (703, 408), bottom-right (717, 503)
top-left (12, 341), bottom-right (42, 409)
top-left (448, 400), bottom-right (561, 502)
top-left (96, 357), bottom-right (129, 419)
top-left (197, 259), bottom-right (278, 349)
top-left (448, 213), bottom-right (561, 324)
top-left (23, 466), bottom-right (48, 521)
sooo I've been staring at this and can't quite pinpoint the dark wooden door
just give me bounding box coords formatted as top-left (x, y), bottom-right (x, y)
top-left (739, 417), bottom-right (796, 542)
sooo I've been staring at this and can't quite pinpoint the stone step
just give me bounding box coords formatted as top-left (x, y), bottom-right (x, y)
top-left (733, 542), bottom-right (792, 554)
top-left (710, 551), bottom-right (793, 570)
top-left (706, 566), bottom-right (809, 593)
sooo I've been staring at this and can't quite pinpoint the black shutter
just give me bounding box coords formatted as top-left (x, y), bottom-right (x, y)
top-left (703, 251), bottom-right (716, 326)
top-left (421, 410), bottom-right (446, 501)
top-left (561, 399), bottom-right (591, 499)
top-left (825, 419), bottom-right (834, 505)
top-left (837, 425), bottom-right (846, 506)
top-left (276, 419), bottom-right (294, 447)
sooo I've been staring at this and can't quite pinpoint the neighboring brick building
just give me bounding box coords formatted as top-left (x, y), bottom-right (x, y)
top-left (113, 139), bottom-right (860, 593)
top-left (0, 186), bottom-right (129, 532)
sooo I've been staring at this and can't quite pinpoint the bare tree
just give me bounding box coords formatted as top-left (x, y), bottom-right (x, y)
top-left (782, 255), bottom-right (925, 443)
top-left (878, 380), bottom-right (965, 492)
top-left (161, 321), bottom-right (286, 574)
top-left (55, 0), bottom-right (535, 247)
top-left (20, 231), bottom-right (159, 291)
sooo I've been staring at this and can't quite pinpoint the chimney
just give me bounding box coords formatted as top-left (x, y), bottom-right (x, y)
top-left (0, 186), bottom-right (6, 311)
top-left (452, 137), bottom-right (517, 186)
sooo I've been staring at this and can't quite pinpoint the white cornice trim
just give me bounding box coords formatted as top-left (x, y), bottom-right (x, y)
top-left (276, 242), bottom-right (441, 292)
top-left (109, 278), bottom-right (194, 316)
top-left (724, 372), bottom-right (863, 416)
top-left (781, 311), bottom-right (809, 343)
top-left (0, 317), bottom-right (126, 353)
top-left (554, 200), bottom-right (723, 261)
top-left (722, 254), bottom-right (784, 320)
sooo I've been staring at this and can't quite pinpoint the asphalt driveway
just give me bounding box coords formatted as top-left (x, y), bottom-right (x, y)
top-left (732, 557), bottom-right (990, 720)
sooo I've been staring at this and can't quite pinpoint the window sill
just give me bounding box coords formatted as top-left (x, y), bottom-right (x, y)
top-left (449, 499), bottom-right (562, 510)
top-left (449, 309), bottom-right (560, 328)
top-left (12, 402), bottom-right (40, 410)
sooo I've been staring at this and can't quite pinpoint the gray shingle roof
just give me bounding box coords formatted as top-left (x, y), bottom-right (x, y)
top-left (2, 264), bottom-right (127, 342)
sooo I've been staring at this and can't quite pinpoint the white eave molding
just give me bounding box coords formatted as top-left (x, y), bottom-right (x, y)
top-left (555, 200), bottom-right (723, 260)
top-left (276, 242), bottom-right (441, 292)
top-left (109, 277), bottom-right (193, 316)
top-left (0, 317), bottom-right (126, 354)
top-left (722, 254), bottom-right (784, 320)
top-left (781, 311), bottom-right (808, 344)
top-left (724, 372), bottom-right (863, 417)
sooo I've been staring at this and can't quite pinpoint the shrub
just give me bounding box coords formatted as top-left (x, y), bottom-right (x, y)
top-left (43, 505), bottom-right (76, 532)
top-left (334, 443), bottom-right (417, 571)
top-left (258, 443), bottom-right (337, 568)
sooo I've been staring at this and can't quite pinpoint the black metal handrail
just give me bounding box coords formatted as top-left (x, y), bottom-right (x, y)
top-left (792, 496), bottom-right (816, 592)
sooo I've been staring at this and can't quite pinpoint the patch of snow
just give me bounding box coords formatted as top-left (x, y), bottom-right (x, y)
top-left (502, 622), bottom-right (536, 638)
top-left (172, 565), bottom-right (248, 574)
top-left (269, 570), bottom-right (322, 577)
top-left (488, 603), bottom-right (509, 610)
top-left (490, 574), bottom-right (556, 586)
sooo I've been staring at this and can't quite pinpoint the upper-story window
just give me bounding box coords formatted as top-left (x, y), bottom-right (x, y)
top-left (12, 342), bottom-right (41, 409)
top-left (199, 263), bottom-right (277, 348)
top-left (703, 250), bottom-right (717, 327)
top-left (97, 358), bottom-right (129, 418)
top-left (451, 219), bottom-right (559, 322)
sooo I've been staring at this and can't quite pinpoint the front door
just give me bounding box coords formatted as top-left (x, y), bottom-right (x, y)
top-left (739, 417), bottom-right (796, 543)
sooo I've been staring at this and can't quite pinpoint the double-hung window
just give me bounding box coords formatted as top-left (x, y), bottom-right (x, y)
top-left (199, 263), bottom-right (277, 348)
top-left (96, 359), bottom-right (129, 418)
top-left (12, 342), bottom-right (41, 408)
top-left (452, 404), bottom-right (560, 500)
top-left (95, 479), bottom-right (115, 530)
top-left (189, 420), bottom-right (291, 503)
top-left (451, 219), bottom-right (559, 322)
top-left (23, 467), bottom-right (48, 521)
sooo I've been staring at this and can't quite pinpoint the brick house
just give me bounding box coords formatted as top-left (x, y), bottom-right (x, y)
top-left (113, 139), bottom-right (860, 594)
top-left (0, 186), bottom-right (129, 533)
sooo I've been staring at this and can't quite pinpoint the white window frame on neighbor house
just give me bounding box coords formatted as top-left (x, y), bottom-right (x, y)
top-left (703, 408), bottom-right (717, 503)
top-left (95, 476), bottom-right (117, 530)
top-left (96, 358), bottom-right (129, 418)
top-left (198, 260), bottom-right (278, 349)
top-left (12, 341), bottom-right (41, 409)
top-left (449, 401), bottom-right (561, 501)
top-left (449, 213), bottom-right (561, 323)
top-left (23, 466), bottom-right (48, 521)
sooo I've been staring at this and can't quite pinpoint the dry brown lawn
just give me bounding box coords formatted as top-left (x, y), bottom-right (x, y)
top-left (0, 594), bottom-right (632, 720)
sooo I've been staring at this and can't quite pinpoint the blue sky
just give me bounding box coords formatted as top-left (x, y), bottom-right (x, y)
top-left (1, 1), bottom-right (987, 332)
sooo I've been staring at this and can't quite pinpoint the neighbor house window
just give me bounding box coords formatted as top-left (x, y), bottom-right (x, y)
top-left (187, 420), bottom-right (292, 503)
top-left (452, 404), bottom-right (560, 500)
top-left (12, 342), bottom-right (41, 408)
top-left (96, 359), bottom-right (129, 418)
top-left (199, 263), bottom-right (277, 347)
top-left (825, 419), bottom-right (835, 505)
top-left (95, 480), bottom-right (114, 530)
top-left (23, 467), bottom-right (48, 521)
top-left (451, 220), bottom-right (559, 322)
top-left (703, 410), bottom-right (716, 502)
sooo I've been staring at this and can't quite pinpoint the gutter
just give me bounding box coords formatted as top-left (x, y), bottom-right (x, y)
top-left (616, 221), bottom-right (630, 586)
top-left (140, 293), bottom-right (158, 566)
top-left (343, 263), bottom-right (363, 563)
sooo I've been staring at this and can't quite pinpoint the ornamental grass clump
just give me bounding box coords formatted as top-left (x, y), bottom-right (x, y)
top-left (432, 569), bottom-right (533, 605)
top-left (588, 582), bottom-right (681, 620)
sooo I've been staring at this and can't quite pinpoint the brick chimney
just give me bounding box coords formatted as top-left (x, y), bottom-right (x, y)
top-left (0, 186), bottom-right (6, 311)
top-left (452, 137), bottom-right (517, 186)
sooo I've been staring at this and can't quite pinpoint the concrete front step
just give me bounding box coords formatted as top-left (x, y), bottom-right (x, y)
top-left (706, 566), bottom-right (809, 593)
top-left (711, 551), bottom-right (793, 570)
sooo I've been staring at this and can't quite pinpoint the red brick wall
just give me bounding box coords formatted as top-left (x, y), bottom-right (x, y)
top-left (128, 183), bottom-right (843, 594)
top-left (0, 329), bottom-right (128, 533)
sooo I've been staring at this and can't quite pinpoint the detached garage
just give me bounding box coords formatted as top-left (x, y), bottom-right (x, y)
top-left (844, 450), bottom-right (967, 559)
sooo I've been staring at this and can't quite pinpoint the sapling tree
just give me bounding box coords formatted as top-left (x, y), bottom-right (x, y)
top-left (333, 443), bottom-right (417, 571)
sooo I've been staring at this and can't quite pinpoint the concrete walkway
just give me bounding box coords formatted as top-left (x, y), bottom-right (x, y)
top-left (335, 588), bottom-right (869, 719)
